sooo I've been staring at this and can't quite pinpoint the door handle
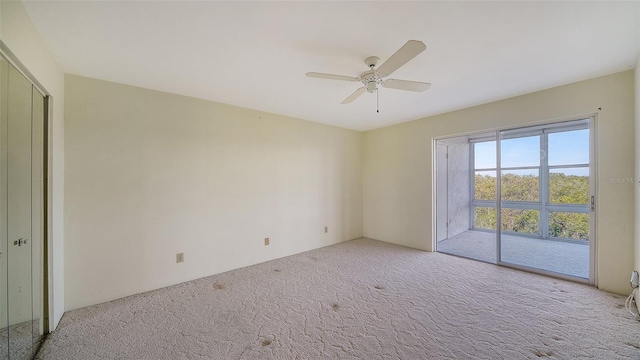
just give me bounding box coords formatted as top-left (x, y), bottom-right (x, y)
top-left (13, 238), bottom-right (27, 246)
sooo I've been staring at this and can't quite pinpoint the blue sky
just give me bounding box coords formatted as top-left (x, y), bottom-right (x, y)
top-left (475, 129), bottom-right (589, 176)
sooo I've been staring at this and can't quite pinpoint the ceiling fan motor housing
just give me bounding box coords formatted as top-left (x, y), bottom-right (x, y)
top-left (366, 81), bottom-right (377, 93)
top-left (361, 70), bottom-right (382, 93)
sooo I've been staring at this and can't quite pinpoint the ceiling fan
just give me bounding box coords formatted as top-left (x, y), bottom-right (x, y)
top-left (306, 40), bottom-right (431, 107)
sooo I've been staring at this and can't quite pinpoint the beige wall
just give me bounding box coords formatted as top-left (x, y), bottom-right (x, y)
top-left (1, 0), bottom-right (65, 329)
top-left (64, 75), bottom-right (363, 310)
top-left (363, 71), bottom-right (635, 295)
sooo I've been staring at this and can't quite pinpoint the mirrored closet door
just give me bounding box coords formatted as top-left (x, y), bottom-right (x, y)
top-left (0, 54), bottom-right (45, 359)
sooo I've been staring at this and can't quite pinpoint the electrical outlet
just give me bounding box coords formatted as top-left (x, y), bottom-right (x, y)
top-left (631, 270), bottom-right (639, 288)
top-left (264, 238), bottom-right (269, 246)
top-left (176, 253), bottom-right (184, 263)
top-left (324, 226), bottom-right (328, 233)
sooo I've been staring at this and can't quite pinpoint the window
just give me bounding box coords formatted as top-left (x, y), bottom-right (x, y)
top-left (471, 120), bottom-right (590, 241)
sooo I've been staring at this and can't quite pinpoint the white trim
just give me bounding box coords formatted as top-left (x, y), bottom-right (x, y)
top-left (496, 129), bottom-right (502, 265)
top-left (431, 139), bottom-right (437, 251)
top-left (589, 116), bottom-right (597, 286)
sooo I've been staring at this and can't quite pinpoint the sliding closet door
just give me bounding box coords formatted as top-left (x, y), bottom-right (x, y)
top-left (0, 54), bottom-right (46, 359)
top-left (7, 56), bottom-right (35, 360)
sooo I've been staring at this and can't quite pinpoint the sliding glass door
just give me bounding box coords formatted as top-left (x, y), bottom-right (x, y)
top-left (436, 118), bottom-right (594, 282)
top-left (497, 119), bottom-right (593, 281)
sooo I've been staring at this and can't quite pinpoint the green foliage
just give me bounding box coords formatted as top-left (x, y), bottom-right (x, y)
top-left (473, 172), bottom-right (589, 240)
top-left (501, 209), bottom-right (539, 234)
top-left (549, 173), bottom-right (589, 204)
top-left (549, 212), bottom-right (589, 240)
top-left (474, 207), bottom-right (496, 229)
top-left (500, 173), bottom-right (539, 201)
top-left (474, 174), bottom-right (496, 200)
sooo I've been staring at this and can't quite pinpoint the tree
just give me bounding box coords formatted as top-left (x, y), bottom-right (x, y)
top-left (473, 172), bottom-right (589, 240)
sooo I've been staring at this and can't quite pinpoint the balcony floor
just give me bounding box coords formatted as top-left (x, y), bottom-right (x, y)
top-left (436, 230), bottom-right (589, 279)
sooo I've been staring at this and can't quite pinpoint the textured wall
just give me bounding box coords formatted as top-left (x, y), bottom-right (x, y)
top-left (446, 139), bottom-right (470, 237)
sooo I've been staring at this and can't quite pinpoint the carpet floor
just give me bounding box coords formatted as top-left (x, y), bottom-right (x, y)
top-left (36, 238), bottom-right (640, 359)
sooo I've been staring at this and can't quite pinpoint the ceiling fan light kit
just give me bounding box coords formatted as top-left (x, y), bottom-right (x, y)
top-left (306, 40), bottom-right (431, 111)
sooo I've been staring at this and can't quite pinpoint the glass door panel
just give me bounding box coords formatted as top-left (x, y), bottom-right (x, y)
top-left (498, 120), bottom-right (592, 280)
top-left (473, 207), bottom-right (496, 230)
top-left (500, 208), bottom-right (540, 235)
top-left (500, 135), bottom-right (540, 167)
top-left (474, 171), bottom-right (497, 201)
top-left (549, 168), bottom-right (589, 204)
top-left (548, 211), bottom-right (589, 240)
top-left (501, 169), bottom-right (539, 202)
top-left (548, 129), bottom-right (589, 166)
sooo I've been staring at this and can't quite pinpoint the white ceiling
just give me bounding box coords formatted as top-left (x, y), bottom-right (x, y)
top-left (23, 1), bottom-right (640, 131)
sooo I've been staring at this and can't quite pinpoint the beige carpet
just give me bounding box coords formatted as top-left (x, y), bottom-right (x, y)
top-left (37, 238), bottom-right (640, 359)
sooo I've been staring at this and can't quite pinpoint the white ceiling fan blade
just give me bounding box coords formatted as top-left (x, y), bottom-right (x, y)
top-left (306, 72), bottom-right (360, 82)
top-left (341, 87), bottom-right (366, 104)
top-left (376, 40), bottom-right (426, 77)
top-left (382, 79), bottom-right (431, 92)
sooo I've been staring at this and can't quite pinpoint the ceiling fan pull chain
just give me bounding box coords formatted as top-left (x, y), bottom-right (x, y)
top-left (376, 89), bottom-right (379, 113)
